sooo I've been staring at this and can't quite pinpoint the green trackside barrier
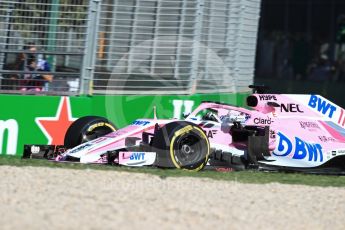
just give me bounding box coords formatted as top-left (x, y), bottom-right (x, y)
top-left (0, 93), bottom-right (248, 156)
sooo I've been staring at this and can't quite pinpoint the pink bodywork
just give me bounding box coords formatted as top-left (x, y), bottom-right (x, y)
top-left (62, 93), bottom-right (345, 168)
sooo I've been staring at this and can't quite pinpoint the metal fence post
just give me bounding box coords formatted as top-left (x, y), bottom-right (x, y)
top-left (189, 0), bottom-right (204, 94)
top-left (225, 0), bottom-right (239, 93)
top-left (174, 0), bottom-right (187, 80)
top-left (0, 3), bottom-right (14, 79)
top-left (47, 0), bottom-right (59, 72)
top-left (80, 0), bottom-right (102, 95)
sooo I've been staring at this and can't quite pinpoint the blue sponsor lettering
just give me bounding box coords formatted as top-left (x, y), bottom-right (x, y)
top-left (308, 95), bottom-right (336, 118)
top-left (130, 152), bottom-right (145, 160)
top-left (306, 143), bottom-right (323, 162)
top-left (273, 132), bottom-right (323, 162)
top-left (69, 143), bottom-right (92, 154)
top-left (293, 137), bottom-right (307, 159)
top-left (274, 132), bottom-right (292, 156)
top-left (132, 120), bottom-right (151, 126)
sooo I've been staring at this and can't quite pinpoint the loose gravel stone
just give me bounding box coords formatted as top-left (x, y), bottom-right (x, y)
top-left (0, 166), bottom-right (345, 230)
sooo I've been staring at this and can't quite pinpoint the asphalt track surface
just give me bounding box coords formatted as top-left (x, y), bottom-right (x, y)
top-left (1, 166), bottom-right (345, 230)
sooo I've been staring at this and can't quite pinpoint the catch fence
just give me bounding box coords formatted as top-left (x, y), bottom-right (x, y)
top-left (0, 0), bottom-right (261, 95)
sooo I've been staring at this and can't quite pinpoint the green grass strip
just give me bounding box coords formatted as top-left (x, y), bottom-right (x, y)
top-left (1, 155), bottom-right (345, 187)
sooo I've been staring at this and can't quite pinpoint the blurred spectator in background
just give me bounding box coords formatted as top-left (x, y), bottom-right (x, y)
top-left (335, 15), bottom-right (345, 82)
top-left (2, 42), bottom-right (37, 90)
top-left (275, 33), bottom-right (293, 79)
top-left (15, 42), bottom-right (37, 88)
top-left (337, 15), bottom-right (345, 45)
top-left (21, 59), bottom-right (38, 91)
top-left (25, 42), bottom-right (37, 63)
top-left (292, 34), bottom-right (310, 80)
top-left (255, 30), bottom-right (345, 83)
top-left (17, 42), bottom-right (37, 73)
top-left (37, 54), bottom-right (53, 91)
top-left (15, 43), bottom-right (54, 92)
top-left (307, 54), bottom-right (335, 81)
top-left (335, 51), bottom-right (345, 82)
top-left (256, 32), bottom-right (275, 78)
top-left (20, 54), bottom-right (52, 91)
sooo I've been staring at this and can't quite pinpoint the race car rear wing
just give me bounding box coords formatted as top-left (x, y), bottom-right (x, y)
top-left (247, 93), bottom-right (345, 123)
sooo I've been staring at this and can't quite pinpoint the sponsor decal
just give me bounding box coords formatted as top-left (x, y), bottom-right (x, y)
top-left (206, 130), bottom-right (217, 138)
top-left (91, 137), bottom-right (108, 144)
top-left (273, 132), bottom-right (323, 162)
top-left (129, 152), bottom-right (145, 161)
top-left (254, 117), bottom-right (273, 125)
top-left (215, 167), bottom-right (234, 172)
top-left (105, 129), bottom-right (127, 138)
top-left (30, 145), bottom-right (40, 154)
top-left (172, 100), bottom-right (195, 119)
top-left (0, 119), bottom-right (18, 155)
top-left (338, 108), bottom-right (345, 127)
top-left (69, 143), bottom-right (92, 154)
top-left (337, 149), bottom-right (345, 154)
top-left (280, 104), bottom-right (304, 113)
top-left (308, 95), bottom-right (336, 119)
top-left (308, 95), bottom-right (345, 127)
top-left (119, 151), bottom-right (157, 166)
top-left (259, 95), bottom-right (277, 101)
top-left (132, 120), bottom-right (151, 126)
top-left (318, 136), bottom-right (336, 142)
top-left (36, 97), bottom-right (77, 145)
top-left (299, 121), bottom-right (320, 129)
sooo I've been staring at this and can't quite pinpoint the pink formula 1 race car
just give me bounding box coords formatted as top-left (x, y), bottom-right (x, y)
top-left (24, 86), bottom-right (345, 174)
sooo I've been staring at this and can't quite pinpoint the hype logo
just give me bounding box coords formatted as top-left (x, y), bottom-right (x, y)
top-left (273, 132), bottom-right (323, 162)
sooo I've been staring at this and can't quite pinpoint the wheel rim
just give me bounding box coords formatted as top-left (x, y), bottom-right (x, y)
top-left (174, 133), bottom-right (204, 167)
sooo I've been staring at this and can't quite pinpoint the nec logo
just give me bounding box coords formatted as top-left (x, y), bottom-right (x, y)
top-left (280, 104), bottom-right (304, 113)
top-left (308, 95), bottom-right (336, 118)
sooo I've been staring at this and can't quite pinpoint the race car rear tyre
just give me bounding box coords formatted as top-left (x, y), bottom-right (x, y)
top-left (152, 121), bottom-right (210, 171)
top-left (64, 116), bottom-right (116, 148)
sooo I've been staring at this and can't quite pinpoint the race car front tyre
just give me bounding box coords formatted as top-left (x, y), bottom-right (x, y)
top-left (152, 121), bottom-right (210, 171)
top-left (64, 116), bottom-right (116, 148)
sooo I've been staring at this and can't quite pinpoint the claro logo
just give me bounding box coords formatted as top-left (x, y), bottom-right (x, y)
top-left (254, 117), bottom-right (273, 125)
top-left (0, 119), bottom-right (18, 155)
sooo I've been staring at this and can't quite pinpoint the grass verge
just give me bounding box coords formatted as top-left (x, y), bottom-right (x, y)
top-left (1, 155), bottom-right (345, 187)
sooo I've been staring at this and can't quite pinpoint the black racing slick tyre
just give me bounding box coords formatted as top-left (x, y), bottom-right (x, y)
top-left (64, 116), bottom-right (116, 148)
top-left (152, 121), bottom-right (210, 171)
